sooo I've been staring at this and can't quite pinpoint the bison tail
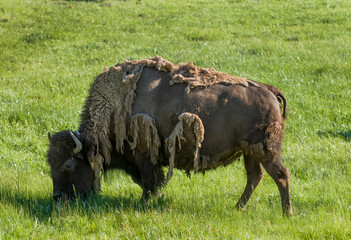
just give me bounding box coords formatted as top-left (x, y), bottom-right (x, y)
top-left (265, 84), bottom-right (287, 119)
top-left (277, 92), bottom-right (287, 119)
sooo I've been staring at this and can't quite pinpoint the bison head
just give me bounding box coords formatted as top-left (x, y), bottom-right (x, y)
top-left (47, 130), bottom-right (94, 201)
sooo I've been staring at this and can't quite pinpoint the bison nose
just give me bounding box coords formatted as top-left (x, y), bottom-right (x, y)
top-left (53, 191), bottom-right (63, 201)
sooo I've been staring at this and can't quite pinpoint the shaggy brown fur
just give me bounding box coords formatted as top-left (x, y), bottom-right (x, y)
top-left (129, 113), bottom-right (161, 166)
top-left (79, 61), bottom-right (146, 190)
top-left (240, 121), bottom-right (285, 162)
top-left (165, 112), bottom-right (204, 181)
top-left (170, 61), bottom-right (258, 93)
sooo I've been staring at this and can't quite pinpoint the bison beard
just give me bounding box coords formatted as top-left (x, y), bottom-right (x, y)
top-left (47, 56), bottom-right (293, 216)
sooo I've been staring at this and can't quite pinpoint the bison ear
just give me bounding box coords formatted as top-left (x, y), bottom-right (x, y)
top-left (83, 136), bottom-right (90, 147)
top-left (76, 153), bottom-right (84, 160)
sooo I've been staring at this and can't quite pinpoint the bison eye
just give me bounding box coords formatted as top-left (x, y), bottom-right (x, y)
top-left (61, 158), bottom-right (78, 173)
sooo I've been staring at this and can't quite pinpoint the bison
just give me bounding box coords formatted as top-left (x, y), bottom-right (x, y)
top-left (47, 56), bottom-right (293, 215)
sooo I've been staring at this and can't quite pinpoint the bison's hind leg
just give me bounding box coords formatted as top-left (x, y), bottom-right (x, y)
top-left (261, 157), bottom-right (293, 216)
top-left (134, 150), bottom-right (165, 202)
top-left (236, 154), bottom-right (264, 210)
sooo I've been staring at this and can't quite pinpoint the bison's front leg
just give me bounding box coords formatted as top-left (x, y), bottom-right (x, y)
top-left (261, 158), bottom-right (293, 216)
top-left (130, 175), bottom-right (151, 202)
top-left (134, 150), bottom-right (165, 202)
top-left (236, 155), bottom-right (264, 210)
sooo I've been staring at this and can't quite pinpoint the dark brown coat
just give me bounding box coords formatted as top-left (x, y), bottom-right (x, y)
top-left (47, 57), bottom-right (293, 215)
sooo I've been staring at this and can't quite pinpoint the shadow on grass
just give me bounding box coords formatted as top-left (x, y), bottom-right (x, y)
top-left (317, 130), bottom-right (351, 141)
top-left (0, 187), bottom-right (170, 222)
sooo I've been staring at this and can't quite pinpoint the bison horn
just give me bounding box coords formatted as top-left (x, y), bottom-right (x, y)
top-left (70, 131), bottom-right (82, 154)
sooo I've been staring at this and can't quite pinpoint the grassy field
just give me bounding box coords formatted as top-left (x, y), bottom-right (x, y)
top-left (0, 0), bottom-right (350, 238)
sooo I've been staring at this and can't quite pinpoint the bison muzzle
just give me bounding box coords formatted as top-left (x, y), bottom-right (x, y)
top-left (47, 56), bottom-right (293, 216)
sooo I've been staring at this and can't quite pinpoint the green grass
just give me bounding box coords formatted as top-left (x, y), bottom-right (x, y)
top-left (1, 0), bottom-right (351, 238)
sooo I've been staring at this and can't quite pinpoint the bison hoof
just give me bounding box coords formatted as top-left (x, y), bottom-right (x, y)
top-left (154, 192), bottom-right (163, 198)
top-left (284, 209), bottom-right (294, 217)
top-left (238, 207), bottom-right (247, 212)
